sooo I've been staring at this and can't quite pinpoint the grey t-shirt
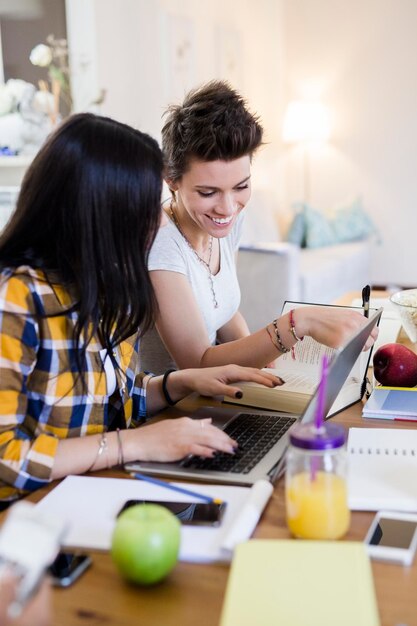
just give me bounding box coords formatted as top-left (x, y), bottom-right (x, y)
top-left (140, 213), bottom-right (243, 374)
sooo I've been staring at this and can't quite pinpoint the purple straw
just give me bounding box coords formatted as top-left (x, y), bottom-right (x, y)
top-left (315, 355), bottom-right (329, 431)
top-left (311, 355), bottom-right (329, 481)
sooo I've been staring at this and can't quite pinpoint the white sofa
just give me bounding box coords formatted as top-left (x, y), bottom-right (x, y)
top-left (236, 192), bottom-right (371, 331)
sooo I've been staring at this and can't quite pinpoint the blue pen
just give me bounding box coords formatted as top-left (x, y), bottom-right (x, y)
top-left (130, 472), bottom-right (223, 504)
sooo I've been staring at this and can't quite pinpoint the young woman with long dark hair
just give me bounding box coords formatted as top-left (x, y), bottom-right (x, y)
top-left (0, 113), bottom-right (279, 505)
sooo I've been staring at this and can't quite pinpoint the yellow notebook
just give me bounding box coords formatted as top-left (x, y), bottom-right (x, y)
top-left (220, 540), bottom-right (380, 626)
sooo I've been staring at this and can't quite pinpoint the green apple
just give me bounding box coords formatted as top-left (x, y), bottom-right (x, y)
top-left (111, 504), bottom-right (181, 585)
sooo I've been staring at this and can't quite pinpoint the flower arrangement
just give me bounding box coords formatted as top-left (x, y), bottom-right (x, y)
top-left (0, 34), bottom-right (72, 155)
top-left (29, 34), bottom-right (72, 124)
top-left (0, 77), bottom-right (53, 154)
top-left (0, 34), bottom-right (104, 155)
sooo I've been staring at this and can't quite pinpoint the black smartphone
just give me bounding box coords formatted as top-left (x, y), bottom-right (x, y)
top-left (48, 551), bottom-right (92, 587)
top-left (117, 499), bottom-right (227, 526)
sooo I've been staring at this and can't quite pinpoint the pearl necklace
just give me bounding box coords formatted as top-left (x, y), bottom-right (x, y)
top-left (170, 204), bottom-right (219, 309)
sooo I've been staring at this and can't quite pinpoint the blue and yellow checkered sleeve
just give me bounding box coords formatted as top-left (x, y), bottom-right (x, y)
top-left (0, 273), bottom-right (59, 498)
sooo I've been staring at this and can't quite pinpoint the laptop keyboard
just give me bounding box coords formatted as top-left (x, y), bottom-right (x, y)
top-left (181, 413), bottom-right (297, 474)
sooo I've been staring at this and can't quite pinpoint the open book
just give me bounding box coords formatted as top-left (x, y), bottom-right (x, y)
top-left (225, 301), bottom-right (372, 417)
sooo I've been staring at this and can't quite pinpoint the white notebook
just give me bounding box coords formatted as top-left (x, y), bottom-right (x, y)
top-left (34, 475), bottom-right (272, 563)
top-left (347, 428), bottom-right (417, 512)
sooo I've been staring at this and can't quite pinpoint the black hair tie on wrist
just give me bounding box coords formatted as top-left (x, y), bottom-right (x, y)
top-left (162, 369), bottom-right (178, 406)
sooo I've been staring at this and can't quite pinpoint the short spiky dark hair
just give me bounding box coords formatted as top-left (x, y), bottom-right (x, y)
top-left (162, 80), bottom-right (263, 182)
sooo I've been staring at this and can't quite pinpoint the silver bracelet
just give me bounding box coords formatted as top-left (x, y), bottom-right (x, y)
top-left (116, 428), bottom-right (125, 466)
top-left (87, 431), bottom-right (108, 472)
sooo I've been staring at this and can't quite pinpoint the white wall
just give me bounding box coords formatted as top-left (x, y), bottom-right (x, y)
top-left (282, 0), bottom-right (417, 287)
top-left (66, 0), bottom-right (416, 287)
top-left (66, 0), bottom-right (285, 198)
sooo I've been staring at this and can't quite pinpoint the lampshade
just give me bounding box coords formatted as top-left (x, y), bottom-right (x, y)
top-left (282, 100), bottom-right (331, 143)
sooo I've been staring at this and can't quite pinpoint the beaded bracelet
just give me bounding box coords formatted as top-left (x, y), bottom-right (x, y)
top-left (271, 319), bottom-right (290, 353)
top-left (162, 368), bottom-right (178, 406)
top-left (266, 324), bottom-right (281, 353)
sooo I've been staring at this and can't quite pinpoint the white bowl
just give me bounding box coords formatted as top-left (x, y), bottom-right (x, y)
top-left (390, 288), bottom-right (417, 343)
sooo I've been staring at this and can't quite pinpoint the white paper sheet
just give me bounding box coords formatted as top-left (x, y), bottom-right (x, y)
top-left (35, 476), bottom-right (255, 563)
top-left (220, 479), bottom-right (273, 552)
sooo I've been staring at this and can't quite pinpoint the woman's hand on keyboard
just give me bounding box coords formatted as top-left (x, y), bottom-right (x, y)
top-left (127, 417), bottom-right (237, 462)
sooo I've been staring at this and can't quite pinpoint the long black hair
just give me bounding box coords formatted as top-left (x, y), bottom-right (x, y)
top-left (0, 113), bottom-right (163, 359)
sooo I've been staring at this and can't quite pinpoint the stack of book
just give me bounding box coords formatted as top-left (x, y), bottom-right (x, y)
top-left (362, 386), bottom-right (417, 421)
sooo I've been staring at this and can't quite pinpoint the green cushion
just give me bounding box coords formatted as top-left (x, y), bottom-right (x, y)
top-left (286, 200), bottom-right (376, 249)
top-left (303, 204), bottom-right (336, 248)
top-left (286, 207), bottom-right (306, 246)
top-left (329, 198), bottom-right (376, 242)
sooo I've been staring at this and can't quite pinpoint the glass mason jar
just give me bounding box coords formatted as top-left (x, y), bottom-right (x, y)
top-left (285, 422), bottom-right (350, 540)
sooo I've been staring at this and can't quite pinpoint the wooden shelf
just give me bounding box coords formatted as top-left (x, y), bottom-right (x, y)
top-left (0, 155), bottom-right (33, 168)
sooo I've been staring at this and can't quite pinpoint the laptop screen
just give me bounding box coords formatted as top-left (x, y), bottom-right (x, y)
top-left (300, 309), bottom-right (382, 424)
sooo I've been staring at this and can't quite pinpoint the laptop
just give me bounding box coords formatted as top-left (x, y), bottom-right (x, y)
top-left (126, 309), bottom-right (382, 486)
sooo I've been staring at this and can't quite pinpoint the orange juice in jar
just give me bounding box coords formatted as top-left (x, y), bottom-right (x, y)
top-left (285, 422), bottom-right (350, 540)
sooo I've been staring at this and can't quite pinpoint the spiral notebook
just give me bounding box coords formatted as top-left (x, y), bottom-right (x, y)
top-left (347, 428), bottom-right (417, 511)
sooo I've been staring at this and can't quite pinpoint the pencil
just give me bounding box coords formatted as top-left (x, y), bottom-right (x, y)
top-left (130, 472), bottom-right (223, 504)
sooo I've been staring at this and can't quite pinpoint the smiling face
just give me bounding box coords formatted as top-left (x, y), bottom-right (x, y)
top-left (170, 156), bottom-right (251, 239)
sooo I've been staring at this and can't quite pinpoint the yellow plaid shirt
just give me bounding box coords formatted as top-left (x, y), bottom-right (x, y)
top-left (0, 266), bottom-right (148, 502)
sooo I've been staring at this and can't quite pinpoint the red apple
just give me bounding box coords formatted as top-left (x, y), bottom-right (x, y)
top-left (373, 343), bottom-right (417, 387)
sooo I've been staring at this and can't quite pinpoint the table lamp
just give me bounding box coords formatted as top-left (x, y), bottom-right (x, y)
top-left (282, 100), bottom-right (331, 203)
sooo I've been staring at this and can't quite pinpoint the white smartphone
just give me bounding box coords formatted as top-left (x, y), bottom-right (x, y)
top-left (364, 510), bottom-right (417, 565)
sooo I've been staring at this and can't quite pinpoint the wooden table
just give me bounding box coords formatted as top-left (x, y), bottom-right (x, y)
top-left (3, 294), bottom-right (416, 625)
top-left (14, 394), bottom-right (417, 626)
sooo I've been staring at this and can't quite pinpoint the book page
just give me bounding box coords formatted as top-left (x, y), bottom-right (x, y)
top-left (279, 336), bottom-right (337, 371)
top-left (264, 368), bottom-right (318, 393)
top-left (272, 334), bottom-right (364, 387)
top-left (281, 301), bottom-right (369, 382)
